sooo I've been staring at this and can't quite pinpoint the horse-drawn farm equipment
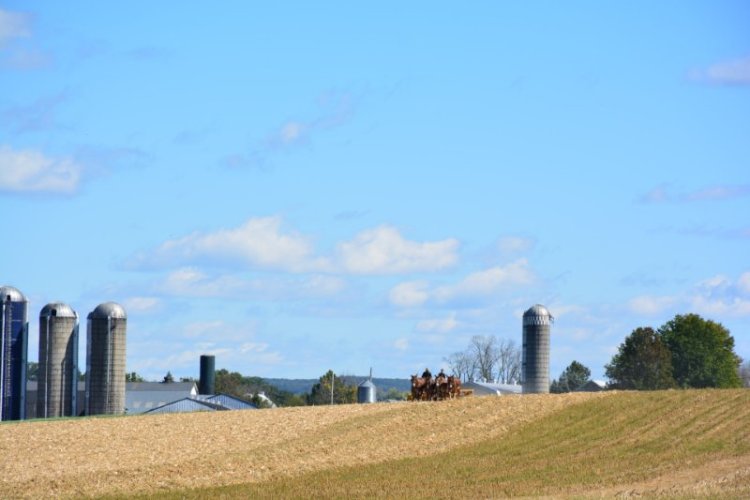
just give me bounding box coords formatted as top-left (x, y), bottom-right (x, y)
top-left (409, 374), bottom-right (472, 401)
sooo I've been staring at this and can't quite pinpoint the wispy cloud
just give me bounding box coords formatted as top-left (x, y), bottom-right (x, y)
top-left (497, 236), bottom-right (534, 255)
top-left (639, 183), bottom-right (750, 204)
top-left (223, 91), bottom-right (354, 168)
top-left (692, 55), bottom-right (750, 85)
top-left (416, 313), bottom-right (458, 333)
top-left (0, 145), bottom-right (82, 194)
top-left (389, 259), bottom-right (535, 308)
top-left (157, 267), bottom-right (347, 301)
top-left (0, 8), bottom-right (30, 47)
top-left (2, 91), bottom-right (69, 134)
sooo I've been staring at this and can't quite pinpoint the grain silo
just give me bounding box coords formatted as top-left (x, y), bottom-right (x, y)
top-left (198, 354), bottom-right (215, 395)
top-left (85, 302), bottom-right (127, 415)
top-left (0, 286), bottom-right (29, 421)
top-left (38, 303), bottom-right (79, 418)
top-left (522, 304), bottom-right (553, 394)
top-left (357, 368), bottom-right (376, 404)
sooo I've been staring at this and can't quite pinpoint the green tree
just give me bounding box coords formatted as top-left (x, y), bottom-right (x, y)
top-left (307, 370), bottom-right (356, 405)
top-left (659, 314), bottom-right (742, 388)
top-left (214, 368), bottom-right (304, 407)
top-left (162, 371), bottom-right (174, 383)
top-left (551, 361), bottom-right (591, 393)
top-left (605, 327), bottom-right (676, 390)
top-left (125, 371), bottom-right (145, 382)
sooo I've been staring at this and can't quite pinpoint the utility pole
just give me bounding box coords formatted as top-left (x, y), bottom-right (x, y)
top-left (330, 372), bottom-right (335, 405)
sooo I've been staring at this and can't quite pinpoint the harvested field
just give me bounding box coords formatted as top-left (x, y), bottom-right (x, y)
top-left (3, 390), bottom-right (750, 498)
top-left (0, 392), bottom-right (602, 498)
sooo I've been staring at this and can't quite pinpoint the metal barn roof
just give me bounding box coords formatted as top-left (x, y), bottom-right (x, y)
top-left (144, 397), bottom-right (228, 414)
top-left (125, 382), bottom-right (198, 414)
top-left (201, 393), bottom-right (258, 410)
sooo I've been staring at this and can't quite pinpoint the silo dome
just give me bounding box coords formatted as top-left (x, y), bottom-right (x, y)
top-left (40, 302), bottom-right (77, 318)
top-left (523, 304), bottom-right (553, 325)
top-left (0, 286), bottom-right (27, 303)
top-left (87, 302), bottom-right (127, 320)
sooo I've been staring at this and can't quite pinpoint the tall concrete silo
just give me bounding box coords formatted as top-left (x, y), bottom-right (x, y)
top-left (38, 303), bottom-right (79, 418)
top-left (85, 302), bottom-right (126, 415)
top-left (199, 354), bottom-right (215, 395)
top-left (522, 304), bottom-right (553, 394)
top-left (1, 286), bottom-right (29, 421)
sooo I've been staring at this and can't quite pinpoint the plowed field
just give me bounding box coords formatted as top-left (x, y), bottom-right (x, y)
top-left (0, 393), bottom-right (599, 498)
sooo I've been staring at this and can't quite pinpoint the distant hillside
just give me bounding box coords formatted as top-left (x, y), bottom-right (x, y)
top-left (263, 377), bottom-right (411, 395)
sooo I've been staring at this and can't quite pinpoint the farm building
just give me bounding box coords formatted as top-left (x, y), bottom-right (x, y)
top-left (575, 380), bottom-right (607, 392)
top-left (463, 381), bottom-right (522, 396)
top-left (144, 394), bottom-right (257, 414)
top-left (125, 381), bottom-right (198, 414)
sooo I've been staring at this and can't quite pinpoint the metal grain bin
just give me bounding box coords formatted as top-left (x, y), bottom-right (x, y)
top-left (522, 304), bottom-right (553, 394)
top-left (85, 302), bottom-right (127, 415)
top-left (0, 286), bottom-right (29, 421)
top-left (357, 379), bottom-right (376, 404)
top-left (38, 303), bottom-right (79, 418)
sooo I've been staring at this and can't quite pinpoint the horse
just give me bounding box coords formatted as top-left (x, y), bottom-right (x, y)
top-left (447, 376), bottom-right (462, 399)
top-left (435, 374), bottom-right (450, 400)
top-left (411, 374), bottom-right (429, 401)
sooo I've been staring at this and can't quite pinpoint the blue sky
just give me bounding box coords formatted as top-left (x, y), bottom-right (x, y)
top-left (1, 2), bottom-right (749, 381)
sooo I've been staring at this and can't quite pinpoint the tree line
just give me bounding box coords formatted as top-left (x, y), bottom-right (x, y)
top-left (605, 313), bottom-right (743, 389)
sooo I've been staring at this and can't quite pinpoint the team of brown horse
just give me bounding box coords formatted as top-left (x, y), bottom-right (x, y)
top-left (410, 373), bottom-right (463, 401)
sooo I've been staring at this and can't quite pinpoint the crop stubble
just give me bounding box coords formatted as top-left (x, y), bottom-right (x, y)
top-left (0, 392), bottom-right (605, 498)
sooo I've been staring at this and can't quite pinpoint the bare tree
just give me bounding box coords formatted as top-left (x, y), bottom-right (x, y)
top-left (469, 335), bottom-right (498, 382)
top-left (445, 350), bottom-right (476, 382)
top-left (495, 339), bottom-right (521, 384)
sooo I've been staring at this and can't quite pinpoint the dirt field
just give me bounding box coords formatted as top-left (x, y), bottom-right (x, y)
top-left (0, 393), bottom-right (603, 498)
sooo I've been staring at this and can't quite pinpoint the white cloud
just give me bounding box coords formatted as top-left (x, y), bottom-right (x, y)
top-left (701, 55), bottom-right (750, 85)
top-left (121, 296), bottom-right (162, 314)
top-left (338, 225), bottom-right (459, 274)
top-left (628, 295), bottom-right (677, 316)
top-left (133, 219), bottom-right (460, 276)
top-left (434, 259), bottom-right (534, 302)
top-left (628, 271), bottom-right (750, 318)
top-left (157, 267), bottom-right (347, 301)
top-left (497, 236), bottom-right (534, 254)
top-left (416, 314), bottom-right (458, 333)
top-left (639, 183), bottom-right (750, 204)
top-left (390, 260), bottom-right (535, 308)
top-left (0, 145), bottom-right (82, 193)
top-left (0, 8), bottom-right (30, 47)
top-left (738, 272), bottom-right (750, 295)
top-left (137, 216), bottom-right (331, 272)
top-left (159, 267), bottom-right (248, 297)
top-left (389, 281), bottom-right (430, 308)
top-left (393, 338), bottom-right (409, 351)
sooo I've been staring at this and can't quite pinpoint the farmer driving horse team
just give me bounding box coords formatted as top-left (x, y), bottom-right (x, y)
top-left (410, 368), bottom-right (461, 401)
